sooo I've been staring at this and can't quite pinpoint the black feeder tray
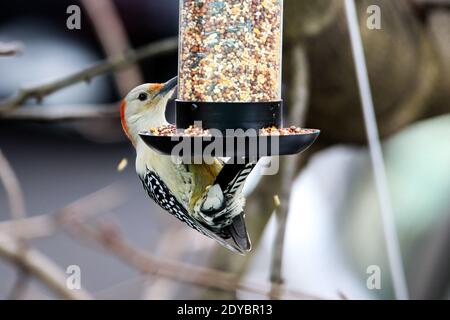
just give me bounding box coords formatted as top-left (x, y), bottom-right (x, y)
top-left (139, 101), bottom-right (320, 162)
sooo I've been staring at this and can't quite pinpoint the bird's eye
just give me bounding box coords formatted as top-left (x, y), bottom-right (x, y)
top-left (138, 93), bottom-right (148, 101)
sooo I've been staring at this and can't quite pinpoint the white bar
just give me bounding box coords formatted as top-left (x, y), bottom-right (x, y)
top-left (344, 0), bottom-right (409, 300)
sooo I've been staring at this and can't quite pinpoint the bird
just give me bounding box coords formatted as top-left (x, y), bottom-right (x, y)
top-left (120, 76), bottom-right (256, 254)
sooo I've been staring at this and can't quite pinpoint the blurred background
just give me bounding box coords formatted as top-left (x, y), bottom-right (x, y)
top-left (0, 0), bottom-right (449, 300)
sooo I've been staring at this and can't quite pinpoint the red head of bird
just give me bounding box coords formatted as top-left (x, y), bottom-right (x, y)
top-left (121, 77), bottom-right (177, 145)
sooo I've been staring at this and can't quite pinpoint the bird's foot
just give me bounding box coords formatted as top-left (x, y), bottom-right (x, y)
top-left (200, 184), bottom-right (226, 213)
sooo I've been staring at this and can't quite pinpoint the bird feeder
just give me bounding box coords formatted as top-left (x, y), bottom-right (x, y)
top-left (140, 0), bottom-right (320, 160)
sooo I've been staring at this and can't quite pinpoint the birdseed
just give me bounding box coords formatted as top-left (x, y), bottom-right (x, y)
top-left (117, 158), bottom-right (128, 172)
top-left (148, 125), bottom-right (210, 136)
top-left (178, 0), bottom-right (283, 103)
top-left (259, 126), bottom-right (315, 136)
top-left (146, 125), bottom-right (313, 137)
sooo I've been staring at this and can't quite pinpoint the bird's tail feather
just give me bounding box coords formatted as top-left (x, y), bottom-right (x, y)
top-left (227, 213), bottom-right (251, 252)
top-left (195, 161), bottom-right (256, 253)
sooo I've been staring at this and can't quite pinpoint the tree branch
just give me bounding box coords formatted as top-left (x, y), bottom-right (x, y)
top-left (0, 41), bottom-right (23, 56)
top-left (0, 233), bottom-right (92, 300)
top-left (0, 182), bottom-right (322, 299)
top-left (2, 104), bottom-right (119, 122)
top-left (0, 184), bottom-right (127, 239)
top-left (0, 149), bottom-right (30, 299)
top-left (81, 0), bottom-right (143, 95)
top-left (61, 217), bottom-right (320, 300)
top-left (0, 37), bottom-right (178, 115)
top-left (270, 43), bottom-right (310, 298)
top-left (0, 184), bottom-right (126, 300)
top-left (0, 149), bottom-right (26, 220)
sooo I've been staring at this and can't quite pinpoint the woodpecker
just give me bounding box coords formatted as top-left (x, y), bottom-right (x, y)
top-left (121, 77), bottom-right (256, 254)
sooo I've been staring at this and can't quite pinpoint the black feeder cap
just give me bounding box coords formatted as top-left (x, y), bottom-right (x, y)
top-left (139, 100), bottom-right (320, 161)
top-left (176, 101), bottom-right (282, 132)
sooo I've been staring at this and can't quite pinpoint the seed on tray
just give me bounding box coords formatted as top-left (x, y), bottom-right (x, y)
top-left (260, 126), bottom-right (313, 136)
top-left (149, 124), bottom-right (177, 136)
top-left (148, 125), bottom-right (210, 137)
top-left (147, 125), bottom-right (313, 137)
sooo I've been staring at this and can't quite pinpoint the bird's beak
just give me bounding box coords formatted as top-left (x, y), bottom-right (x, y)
top-left (157, 76), bottom-right (178, 97)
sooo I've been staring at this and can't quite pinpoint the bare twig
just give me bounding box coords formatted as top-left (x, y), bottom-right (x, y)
top-left (141, 225), bottom-right (183, 300)
top-left (81, 0), bottom-right (143, 95)
top-left (0, 184), bottom-right (126, 299)
top-left (0, 184), bottom-right (127, 239)
top-left (62, 217), bottom-right (320, 300)
top-left (270, 43), bottom-right (309, 298)
top-left (94, 276), bottom-right (148, 299)
top-left (0, 214), bottom-right (57, 239)
top-left (0, 233), bottom-right (92, 300)
top-left (0, 149), bottom-right (30, 299)
top-left (0, 183), bottom-right (321, 299)
top-left (0, 149), bottom-right (26, 220)
top-left (2, 103), bottom-right (119, 122)
top-left (141, 225), bottom-right (208, 299)
top-left (0, 41), bottom-right (23, 56)
top-left (0, 37), bottom-right (178, 114)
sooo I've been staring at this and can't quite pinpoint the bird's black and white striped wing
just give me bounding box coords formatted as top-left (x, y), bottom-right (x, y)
top-left (140, 169), bottom-right (244, 254)
top-left (215, 162), bottom-right (257, 199)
